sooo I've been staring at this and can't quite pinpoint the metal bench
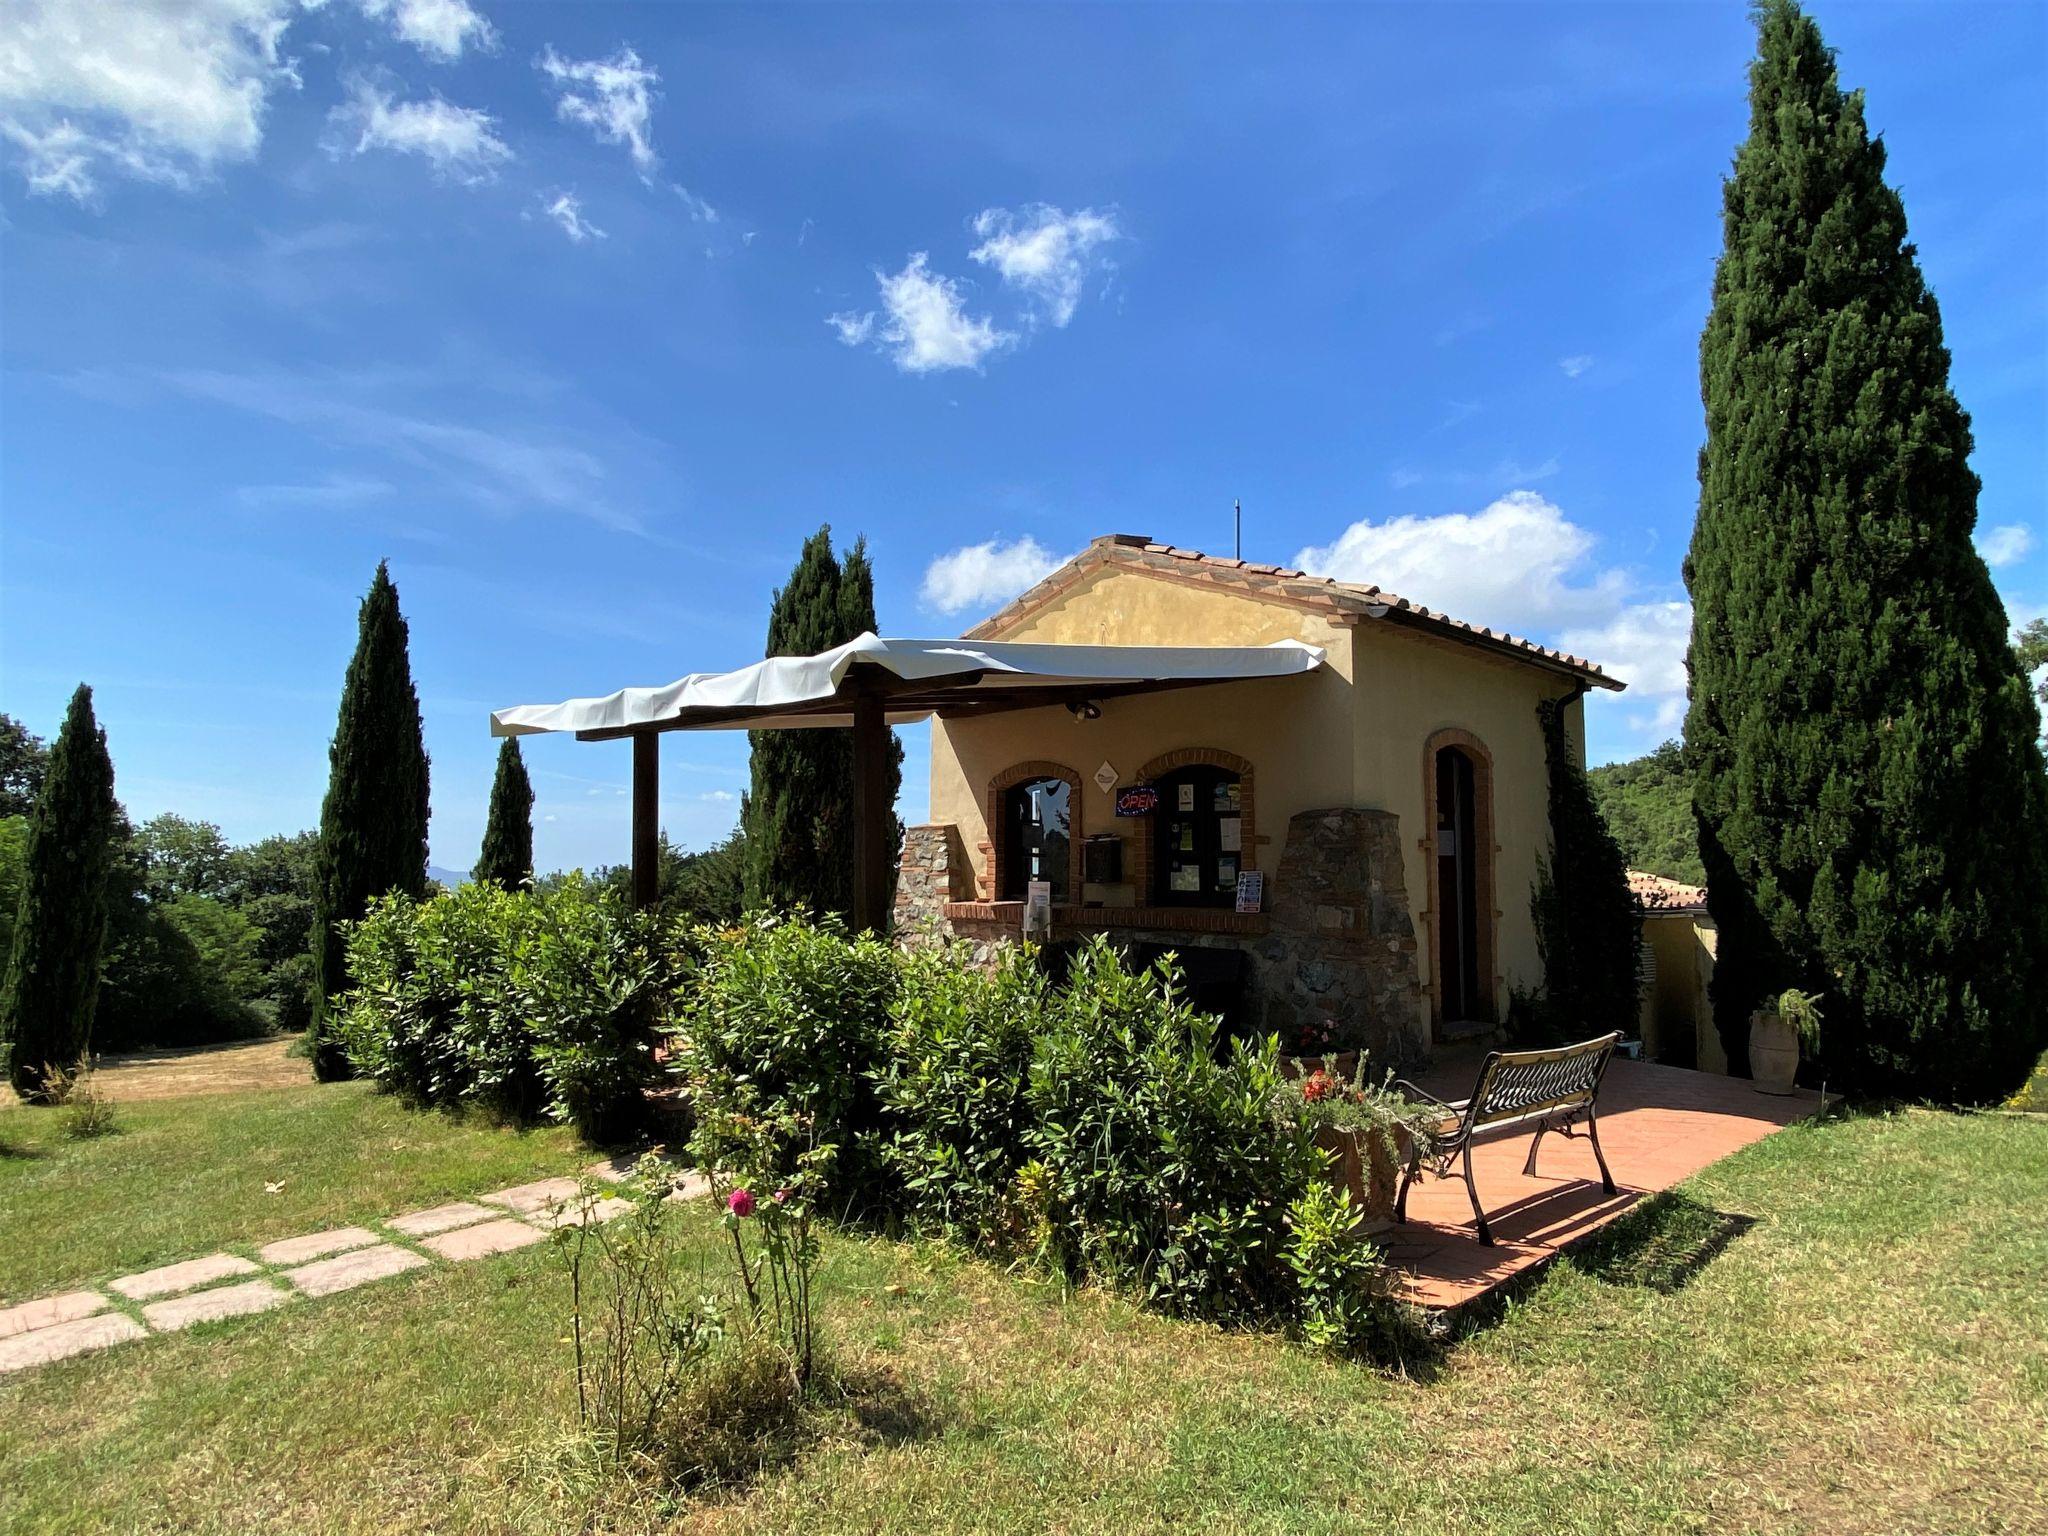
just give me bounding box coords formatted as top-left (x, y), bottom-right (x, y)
top-left (1392, 1032), bottom-right (1623, 1246)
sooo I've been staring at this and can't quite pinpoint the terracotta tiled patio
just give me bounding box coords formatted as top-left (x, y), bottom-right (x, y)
top-left (1383, 1056), bottom-right (1827, 1310)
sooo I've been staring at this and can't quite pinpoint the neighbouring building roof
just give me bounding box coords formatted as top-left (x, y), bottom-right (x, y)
top-left (964, 532), bottom-right (1626, 690)
top-left (1629, 870), bottom-right (1709, 914)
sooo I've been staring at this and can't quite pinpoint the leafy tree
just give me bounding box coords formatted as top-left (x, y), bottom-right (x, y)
top-left (1685, 0), bottom-right (2048, 1100)
top-left (308, 562), bottom-right (430, 1079)
top-left (1, 686), bottom-right (118, 1100)
top-left (1588, 741), bottom-right (1705, 885)
top-left (0, 818), bottom-right (29, 972)
top-left (224, 831), bottom-right (320, 1031)
top-left (2016, 618), bottom-right (2048, 719)
top-left (475, 737), bottom-right (535, 889)
top-left (0, 715), bottom-right (49, 819)
top-left (1528, 697), bottom-right (1640, 1041)
top-left (136, 813), bottom-right (232, 900)
top-left (576, 826), bottom-right (748, 923)
top-left (741, 527), bottom-right (901, 922)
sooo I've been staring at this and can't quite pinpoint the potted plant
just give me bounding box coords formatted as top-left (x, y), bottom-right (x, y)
top-left (1749, 987), bottom-right (1822, 1095)
top-left (1274, 1061), bottom-right (1437, 1223)
top-left (1279, 1017), bottom-right (1359, 1085)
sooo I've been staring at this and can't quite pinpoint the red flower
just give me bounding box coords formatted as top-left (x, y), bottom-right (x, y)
top-left (727, 1188), bottom-right (756, 1218)
top-left (1302, 1070), bottom-right (1334, 1104)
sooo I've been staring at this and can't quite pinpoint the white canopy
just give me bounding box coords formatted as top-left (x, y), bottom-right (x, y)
top-left (491, 632), bottom-right (1325, 739)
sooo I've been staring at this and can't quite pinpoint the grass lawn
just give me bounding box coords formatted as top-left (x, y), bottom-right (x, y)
top-left (2, 1086), bottom-right (2043, 1535)
top-left (0, 1077), bottom-right (588, 1300)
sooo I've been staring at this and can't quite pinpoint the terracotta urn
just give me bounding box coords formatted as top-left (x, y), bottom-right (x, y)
top-left (1314, 1124), bottom-right (1411, 1223)
top-left (1749, 1010), bottom-right (1800, 1095)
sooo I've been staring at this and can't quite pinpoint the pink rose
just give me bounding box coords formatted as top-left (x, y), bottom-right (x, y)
top-left (727, 1188), bottom-right (755, 1218)
top-left (772, 1188), bottom-right (791, 1204)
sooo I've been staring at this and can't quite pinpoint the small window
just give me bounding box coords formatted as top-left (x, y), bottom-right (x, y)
top-left (1001, 777), bottom-right (1072, 902)
top-left (1151, 765), bottom-right (1242, 907)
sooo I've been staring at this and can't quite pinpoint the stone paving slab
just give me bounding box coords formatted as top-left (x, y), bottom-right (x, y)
top-left (479, 1177), bottom-right (584, 1217)
top-left (142, 1279), bottom-right (292, 1332)
top-left (284, 1243), bottom-right (430, 1298)
top-left (386, 1201), bottom-right (496, 1237)
top-left (109, 1252), bottom-right (259, 1301)
top-left (1, 1290), bottom-right (109, 1339)
top-left (665, 1171), bottom-right (713, 1204)
top-left (527, 1195), bottom-right (635, 1231)
top-left (420, 1218), bottom-right (546, 1262)
top-left (258, 1227), bottom-right (381, 1266)
top-left (0, 1312), bottom-right (148, 1373)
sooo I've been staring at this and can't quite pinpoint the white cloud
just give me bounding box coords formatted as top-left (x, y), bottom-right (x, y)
top-left (672, 182), bottom-right (717, 222)
top-left (826, 310), bottom-right (874, 347)
top-left (1559, 354), bottom-right (1594, 379)
top-left (833, 253), bottom-right (1014, 374)
top-left (0, 0), bottom-right (299, 200)
top-left (538, 46), bottom-right (658, 177)
top-left (236, 473), bottom-right (394, 509)
top-left (920, 536), bottom-right (1066, 615)
top-left (1978, 523), bottom-right (2036, 569)
top-left (327, 78), bottom-right (510, 183)
top-left (968, 204), bottom-right (1122, 327)
top-left (1293, 490), bottom-right (1626, 635)
top-left (1559, 601), bottom-right (1693, 734)
top-left (357, 0), bottom-right (494, 60)
top-left (538, 190), bottom-right (605, 243)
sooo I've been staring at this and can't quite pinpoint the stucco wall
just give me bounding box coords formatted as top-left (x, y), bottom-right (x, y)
top-left (1347, 621), bottom-right (1582, 1030)
top-left (928, 565), bottom-right (1358, 903)
top-left (929, 562), bottom-right (1590, 1049)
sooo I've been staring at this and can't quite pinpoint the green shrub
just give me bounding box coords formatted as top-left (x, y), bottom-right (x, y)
top-left (875, 942), bottom-right (1044, 1244)
top-left (1283, 1179), bottom-right (1394, 1355)
top-left (520, 876), bottom-right (666, 1143)
top-left (337, 877), bottom-right (669, 1138)
top-left (1021, 939), bottom-right (1325, 1322)
top-left (673, 914), bottom-right (897, 1211)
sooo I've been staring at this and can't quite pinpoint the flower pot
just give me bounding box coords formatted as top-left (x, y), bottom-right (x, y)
top-left (1749, 1010), bottom-right (1800, 1095)
top-left (1314, 1124), bottom-right (1412, 1223)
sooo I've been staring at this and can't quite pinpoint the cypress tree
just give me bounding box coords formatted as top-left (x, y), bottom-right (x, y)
top-left (2, 685), bottom-right (118, 1102)
top-left (741, 526), bottom-right (898, 919)
top-left (475, 737), bottom-right (535, 889)
top-left (1685, 0), bottom-right (2048, 1100)
top-left (1531, 696), bottom-right (1640, 1040)
top-left (308, 562), bottom-right (430, 1080)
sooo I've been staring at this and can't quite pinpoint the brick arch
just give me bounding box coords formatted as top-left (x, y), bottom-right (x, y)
top-left (1421, 727), bottom-right (1498, 1026)
top-left (1131, 746), bottom-right (1257, 902)
top-left (980, 760), bottom-right (1083, 901)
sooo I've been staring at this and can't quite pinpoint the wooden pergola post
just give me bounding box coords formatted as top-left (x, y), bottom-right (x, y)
top-left (850, 687), bottom-right (891, 935)
top-left (631, 729), bottom-right (659, 910)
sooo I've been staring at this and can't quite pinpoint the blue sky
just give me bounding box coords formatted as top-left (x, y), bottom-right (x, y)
top-left (3, 0), bottom-right (2043, 876)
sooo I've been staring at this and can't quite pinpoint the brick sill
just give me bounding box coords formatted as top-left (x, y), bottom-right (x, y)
top-left (941, 901), bottom-right (1269, 937)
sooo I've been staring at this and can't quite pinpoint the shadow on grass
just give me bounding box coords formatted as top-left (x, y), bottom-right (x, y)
top-left (1570, 1190), bottom-right (1757, 1294)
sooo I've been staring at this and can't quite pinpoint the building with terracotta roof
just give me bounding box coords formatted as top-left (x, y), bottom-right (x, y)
top-left (895, 532), bottom-right (1628, 1062)
top-left (1628, 869), bottom-right (1723, 1072)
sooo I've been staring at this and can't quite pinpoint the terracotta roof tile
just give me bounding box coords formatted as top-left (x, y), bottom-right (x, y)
top-left (965, 535), bottom-right (1623, 687)
top-left (1628, 871), bottom-right (1708, 914)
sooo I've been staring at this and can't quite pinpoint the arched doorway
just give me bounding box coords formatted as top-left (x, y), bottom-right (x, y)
top-left (1424, 730), bottom-right (1497, 1027)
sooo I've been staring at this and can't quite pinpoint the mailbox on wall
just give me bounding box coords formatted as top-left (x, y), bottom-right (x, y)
top-left (1083, 834), bottom-right (1123, 885)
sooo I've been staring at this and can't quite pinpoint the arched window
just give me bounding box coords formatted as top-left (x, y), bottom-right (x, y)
top-left (1151, 763), bottom-right (1243, 907)
top-left (1000, 775), bottom-right (1073, 902)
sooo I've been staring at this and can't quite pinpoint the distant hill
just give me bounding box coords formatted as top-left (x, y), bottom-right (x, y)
top-left (1588, 741), bottom-right (1705, 886)
top-left (427, 864), bottom-right (471, 888)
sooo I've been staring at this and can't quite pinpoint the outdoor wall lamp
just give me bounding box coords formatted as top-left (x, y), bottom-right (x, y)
top-left (1066, 700), bottom-right (1103, 721)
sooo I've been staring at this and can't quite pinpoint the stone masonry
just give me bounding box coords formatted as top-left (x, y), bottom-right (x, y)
top-left (1255, 808), bottom-right (1426, 1063)
top-left (893, 823), bottom-right (975, 944)
top-left (892, 807), bottom-right (1426, 1063)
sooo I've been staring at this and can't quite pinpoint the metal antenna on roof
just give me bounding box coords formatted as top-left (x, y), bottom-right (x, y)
top-left (1234, 498), bottom-right (1241, 560)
